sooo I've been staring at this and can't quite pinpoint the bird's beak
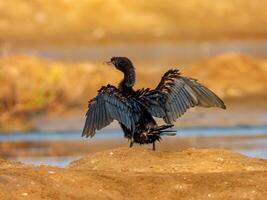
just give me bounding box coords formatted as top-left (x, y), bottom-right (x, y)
top-left (105, 61), bottom-right (113, 65)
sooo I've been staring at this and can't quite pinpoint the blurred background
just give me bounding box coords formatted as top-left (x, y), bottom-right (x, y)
top-left (1, 0), bottom-right (267, 166)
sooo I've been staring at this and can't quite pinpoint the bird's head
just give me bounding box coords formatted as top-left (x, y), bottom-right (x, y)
top-left (107, 57), bottom-right (134, 72)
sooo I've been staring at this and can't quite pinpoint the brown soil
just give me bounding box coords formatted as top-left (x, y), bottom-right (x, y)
top-left (1, 147), bottom-right (267, 200)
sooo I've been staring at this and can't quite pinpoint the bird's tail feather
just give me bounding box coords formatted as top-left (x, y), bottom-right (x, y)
top-left (149, 124), bottom-right (176, 136)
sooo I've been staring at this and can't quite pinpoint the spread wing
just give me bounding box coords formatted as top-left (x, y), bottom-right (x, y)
top-left (139, 69), bottom-right (226, 124)
top-left (82, 85), bottom-right (140, 138)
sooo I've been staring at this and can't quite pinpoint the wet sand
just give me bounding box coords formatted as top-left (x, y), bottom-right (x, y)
top-left (0, 147), bottom-right (267, 200)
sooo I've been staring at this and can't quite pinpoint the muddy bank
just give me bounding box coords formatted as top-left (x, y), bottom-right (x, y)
top-left (0, 147), bottom-right (267, 199)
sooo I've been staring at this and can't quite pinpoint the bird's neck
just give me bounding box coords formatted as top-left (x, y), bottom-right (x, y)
top-left (118, 66), bottom-right (136, 93)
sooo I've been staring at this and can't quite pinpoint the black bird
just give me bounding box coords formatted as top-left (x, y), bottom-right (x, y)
top-left (82, 57), bottom-right (226, 150)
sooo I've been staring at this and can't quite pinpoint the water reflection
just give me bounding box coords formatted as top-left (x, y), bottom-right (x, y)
top-left (0, 125), bottom-right (267, 166)
top-left (1, 125), bottom-right (267, 141)
top-left (16, 156), bottom-right (80, 167)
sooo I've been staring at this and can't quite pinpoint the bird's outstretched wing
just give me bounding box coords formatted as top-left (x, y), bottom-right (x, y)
top-left (82, 85), bottom-right (140, 138)
top-left (139, 69), bottom-right (226, 124)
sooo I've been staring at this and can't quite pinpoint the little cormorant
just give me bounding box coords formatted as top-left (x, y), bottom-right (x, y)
top-left (82, 57), bottom-right (226, 150)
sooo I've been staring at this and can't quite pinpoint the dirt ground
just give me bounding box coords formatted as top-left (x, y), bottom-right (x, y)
top-left (0, 147), bottom-right (267, 200)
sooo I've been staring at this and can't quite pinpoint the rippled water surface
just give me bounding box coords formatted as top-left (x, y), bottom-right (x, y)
top-left (1, 125), bottom-right (267, 166)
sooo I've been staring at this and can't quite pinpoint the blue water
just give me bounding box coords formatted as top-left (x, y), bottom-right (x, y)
top-left (16, 156), bottom-right (80, 167)
top-left (1, 124), bottom-right (267, 166)
top-left (1, 125), bottom-right (267, 142)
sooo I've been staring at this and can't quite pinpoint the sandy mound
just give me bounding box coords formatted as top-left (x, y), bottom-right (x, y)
top-left (69, 147), bottom-right (267, 173)
top-left (185, 53), bottom-right (267, 98)
top-left (0, 148), bottom-right (267, 199)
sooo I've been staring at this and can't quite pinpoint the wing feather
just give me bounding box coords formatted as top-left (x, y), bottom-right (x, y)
top-left (82, 85), bottom-right (140, 138)
top-left (139, 69), bottom-right (226, 124)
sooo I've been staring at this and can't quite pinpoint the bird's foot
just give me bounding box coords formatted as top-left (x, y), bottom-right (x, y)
top-left (152, 142), bottom-right (156, 151)
top-left (129, 138), bottom-right (134, 148)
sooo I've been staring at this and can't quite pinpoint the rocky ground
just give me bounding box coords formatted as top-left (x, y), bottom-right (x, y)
top-left (0, 147), bottom-right (267, 200)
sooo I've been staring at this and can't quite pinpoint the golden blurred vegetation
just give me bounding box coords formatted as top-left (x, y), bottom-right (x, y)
top-left (184, 53), bottom-right (267, 98)
top-left (1, 53), bottom-right (267, 131)
top-left (0, 55), bottom-right (120, 131)
top-left (1, 0), bottom-right (267, 131)
top-left (0, 55), bottom-right (119, 114)
top-left (1, 53), bottom-right (267, 114)
top-left (1, 0), bottom-right (267, 46)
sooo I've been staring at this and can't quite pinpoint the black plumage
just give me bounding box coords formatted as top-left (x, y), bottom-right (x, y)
top-left (82, 57), bottom-right (226, 150)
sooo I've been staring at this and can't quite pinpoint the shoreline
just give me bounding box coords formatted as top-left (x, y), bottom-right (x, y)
top-left (0, 147), bottom-right (267, 199)
top-left (2, 133), bottom-right (267, 166)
